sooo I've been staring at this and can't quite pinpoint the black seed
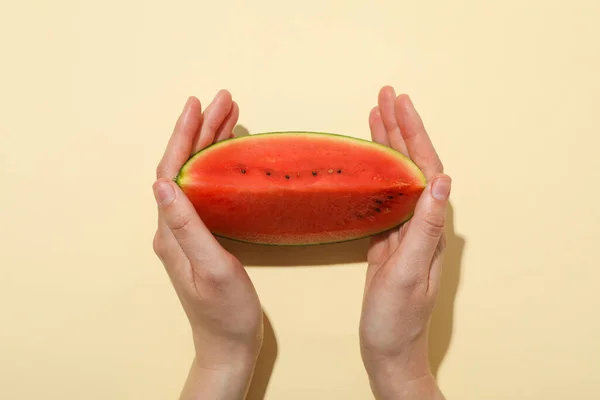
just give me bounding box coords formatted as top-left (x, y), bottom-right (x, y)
top-left (375, 208), bottom-right (381, 213)
top-left (285, 175), bottom-right (290, 179)
top-left (266, 171), bottom-right (271, 176)
top-left (241, 169), bottom-right (246, 174)
top-left (375, 199), bottom-right (382, 204)
top-left (356, 214), bottom-right (363, 219)
top-left (398, 193), bottom-right (404, 196)
top-left (337, 169), bottom-right (342, 174)
top-left (386, 196), bottom-right (393, 199)
top-left (312, 171), bottom-right (317, 176)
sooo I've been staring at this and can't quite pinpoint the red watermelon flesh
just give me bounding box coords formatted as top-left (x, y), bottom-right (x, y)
top-left (175, 132), bottom-right (427, 245)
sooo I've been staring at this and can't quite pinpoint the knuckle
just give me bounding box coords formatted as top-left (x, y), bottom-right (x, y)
top-left (202, 267), bottom-right (231, 286)
top-left (195, 257), bottom-right (239, 286)
top-left (169, 215), bottom-right (193, 235)
top-left (196, 264), bottom-right (235, 287)
top-left (397, 275), bottom-right (427, 292)
top-left (152, 232), bottom-right (166, 257)
top-left (427, 156), bottom-right (444, 174)
top-left (420, 214), bottom-right (446, 239)
top-left (156, 162), bottom-right (177, 180)
top-left (401, 271), bottom-right (429, 292)
top-left (383, 261), bottom-right (426, 292)
top-left (435, 158), bottom-right (444, 173)
top-left (156, 163), bottom-right (165, 179)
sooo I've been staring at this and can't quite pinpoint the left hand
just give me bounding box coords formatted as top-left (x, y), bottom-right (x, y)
top-left (359, 86), bottom-right (450, 399)
top-left (152, 91), bottom-right (263, 399)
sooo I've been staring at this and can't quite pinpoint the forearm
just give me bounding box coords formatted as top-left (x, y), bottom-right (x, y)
top-left (179, 356), bottom-right (257, 400)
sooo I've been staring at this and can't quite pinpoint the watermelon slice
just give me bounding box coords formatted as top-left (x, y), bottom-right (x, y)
top-left (175, 132), bottom-right (426, 245)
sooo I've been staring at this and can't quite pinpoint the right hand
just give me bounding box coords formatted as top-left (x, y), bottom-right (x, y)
top-left (152, 91), bottom-right (263, 397)
top-left (359, 86), bottom-right (449, 399)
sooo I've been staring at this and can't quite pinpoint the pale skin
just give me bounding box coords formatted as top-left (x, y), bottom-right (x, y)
top-left (152, 86), bottom-right (451, 399)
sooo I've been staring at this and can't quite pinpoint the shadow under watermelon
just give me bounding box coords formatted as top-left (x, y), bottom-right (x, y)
top-left (218, 237), bottom-right (370, 266)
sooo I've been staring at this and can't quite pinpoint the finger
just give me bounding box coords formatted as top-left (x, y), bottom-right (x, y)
top-left (193, 90), bottom-right (234, 152)
top-left (378, 86), bottom-right (408, 154)
top-left (395, 94), bottom-right (443, 179)
top-left (152, 178), bottom-right (227, 269)
top-left (214, 101), bottom-right (239, 143)
top-left (369, 106), bottom-right (390, 147)
top-left (389, 174), bottom-right (451, 287)
top-left (156, 96), bottom-right (202, 179)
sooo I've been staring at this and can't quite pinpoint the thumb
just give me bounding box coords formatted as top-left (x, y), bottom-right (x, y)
top-left (152, 178), bottom-right (225, 267)
top-left (391, 174), bottom-right (451, 285)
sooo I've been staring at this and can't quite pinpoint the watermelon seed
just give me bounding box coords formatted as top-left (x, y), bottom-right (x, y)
top-left (328, 169), bottom-right (333, 173)
top-left (386, 196), bottom-right (393, 199)
top-left (312, 171), bottom-right (317, 176)
top-left (375, 199), bottom-right (382, 204)
top-left (375, 208), bottom-right (381, 213)
top-left (285, 175), bottom-right (290, 179)
top-left (266, 171), bottom-right (271, 176)
top-left (241, 169), bottom-right (246, 174)
top-left (337, 169), bottom-right (342, 174)
top-left (398, 193), bottom-right (403, 196)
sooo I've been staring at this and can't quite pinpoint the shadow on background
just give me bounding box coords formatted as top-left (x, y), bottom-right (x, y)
top-left (233, 125), bottom-right (251, 137)
top-left (247, 311), bottom-right (278, 400)
top-left (428, 203), bottom-right (465, 377)
top-left (219, 238), bottom-right (369, 267)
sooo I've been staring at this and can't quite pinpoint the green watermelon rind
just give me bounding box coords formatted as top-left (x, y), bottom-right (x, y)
top-left (174, 131), bottom-right (427, 246)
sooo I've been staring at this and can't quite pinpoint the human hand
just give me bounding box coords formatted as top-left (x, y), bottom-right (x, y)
top-left (152, 91), bottom-right (263, 399)
top-left (359, 87), bottom-right (450, 399)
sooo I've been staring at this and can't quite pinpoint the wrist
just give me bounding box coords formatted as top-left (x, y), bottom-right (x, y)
top-left (365, 361), bottom-right (445, 400)
top-left (362, 340), bottom-right (444, 400)
top-left (368, 371), bottom-right (442, 400)
top-left (192, 328), bottom-right (263, 368)
top-left (177, 332), bottom-right (262, 400)
top-left (180, 352), bottom-right (260, 400)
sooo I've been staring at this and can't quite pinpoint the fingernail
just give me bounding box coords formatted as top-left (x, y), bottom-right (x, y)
top-left (154, 181), bottom-right (175, 206)
top-left (431, 176), bottom-right (451, 201)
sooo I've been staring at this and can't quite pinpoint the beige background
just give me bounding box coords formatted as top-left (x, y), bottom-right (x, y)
top-left (1, 0), bottom-right (599, 399)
